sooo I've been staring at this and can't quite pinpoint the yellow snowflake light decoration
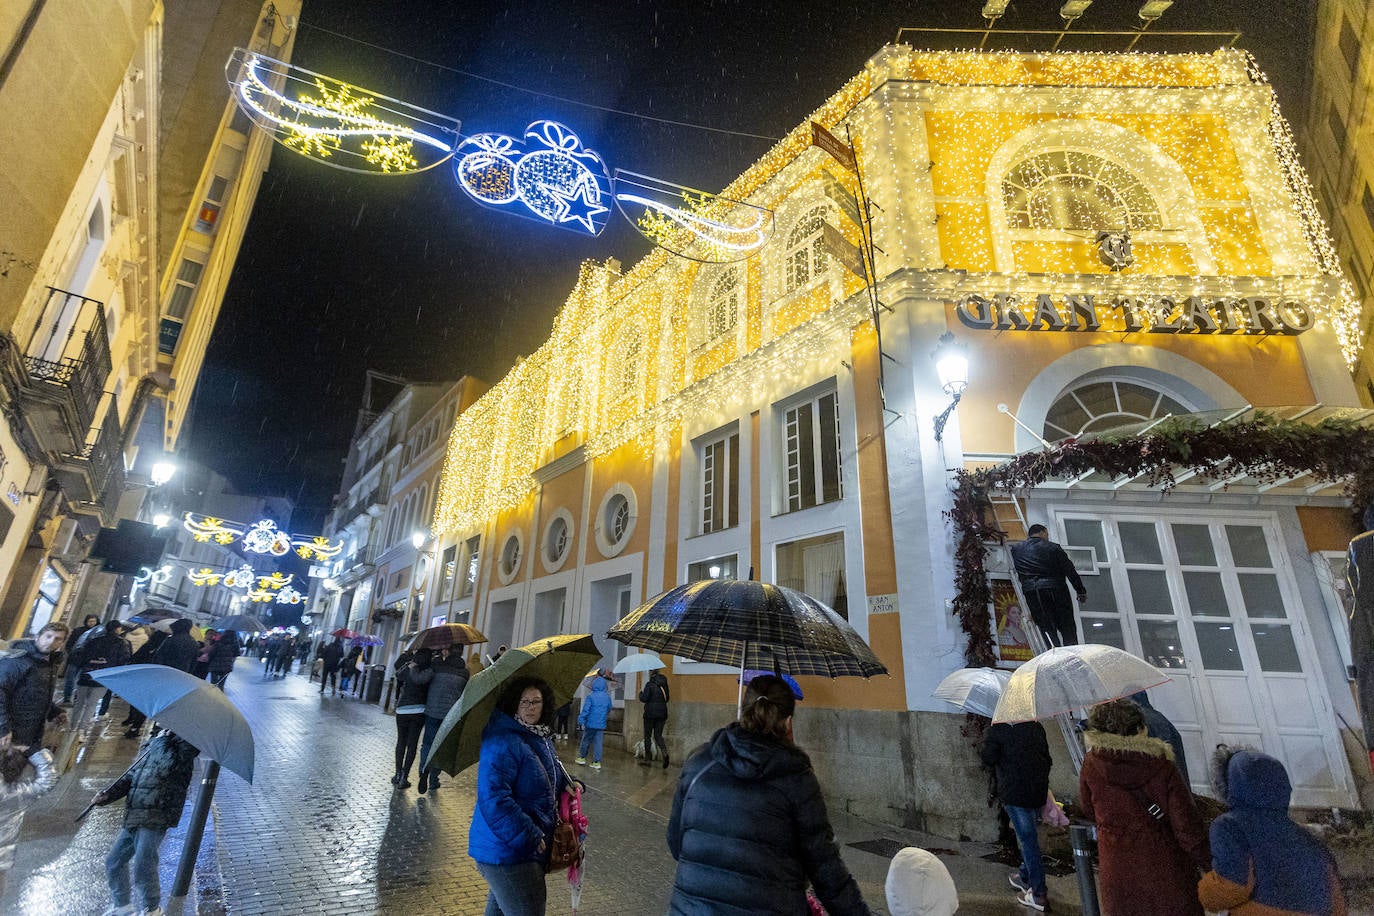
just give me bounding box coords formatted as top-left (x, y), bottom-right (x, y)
top-left (184, 514), bottom-right (238, 545)
top-left (188, 568), bottom-right (223, 587)
top-left (362, 136), bottom-right (418, 172)
top-left (294, 536), bottom-right (343, 562)
top-left (256, 571), bottom-right (293, 591)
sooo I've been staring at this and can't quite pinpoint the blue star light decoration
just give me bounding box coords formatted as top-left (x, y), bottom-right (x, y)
top-left (454, 120), bottom-right (612, 236)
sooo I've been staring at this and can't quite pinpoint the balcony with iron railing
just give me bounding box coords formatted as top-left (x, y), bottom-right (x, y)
top-left (0, 288), bottom-right (112, 461)
top-left (53, 401), bottom-right (124, 524)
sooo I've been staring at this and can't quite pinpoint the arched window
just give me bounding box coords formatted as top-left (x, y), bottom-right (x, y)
top-left (1003, 150), bottom-right (1162, 233)
top-left (704, 267), bottom-right (740, 341)
top-left (783, 205), bottom-right (829, 294)
top-left (1043, 379), bottom-right (1188, 441)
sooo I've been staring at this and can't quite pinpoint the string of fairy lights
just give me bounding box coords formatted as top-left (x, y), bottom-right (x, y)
top-left (422, 47), bottom-right (1364, 539)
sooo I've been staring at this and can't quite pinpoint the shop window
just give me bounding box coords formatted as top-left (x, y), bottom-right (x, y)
top-left (700, 428), bottom-right (740, 534)
top-left (775, 532), bottom-right (847, 618)
top-left (687, 554), bottom-right (738, 582)
top-left (1004, 150), bottom-right (1162, 234)
top-left (1043, 380), bottom-right (1187, 440)
top-left (781, 388), bottom-right (842, 512)
top-left (783, 206), bottom-right (829, 294)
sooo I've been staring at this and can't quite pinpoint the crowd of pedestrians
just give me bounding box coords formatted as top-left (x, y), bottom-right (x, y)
top-left (0, 616), bottom-right (1356, 916)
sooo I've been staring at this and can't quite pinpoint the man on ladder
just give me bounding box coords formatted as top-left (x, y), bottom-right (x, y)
top-left (1011, 524), bottom-right (1087, 648)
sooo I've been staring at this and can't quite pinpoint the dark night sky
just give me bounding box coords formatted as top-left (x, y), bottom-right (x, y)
top-left (185, 0), bottom-right (1315, 527)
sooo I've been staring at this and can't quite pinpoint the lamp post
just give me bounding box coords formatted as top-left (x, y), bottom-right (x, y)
top-left (932, 332), bottom-right (970, 442)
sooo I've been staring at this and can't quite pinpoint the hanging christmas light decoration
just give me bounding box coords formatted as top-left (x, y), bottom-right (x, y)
top-left (188, 567), bottom-right (224, 587)
top-left (181, 513), bottom-right (342, 558)
top-left (613, 170), bottom-right (773, 262)
top-left (226, 48), bottom-right (460, 175)
top-left (222, 564), bottom-right (257, 590)
top-left (275, 585), bottom-right (305, 605)
top-left (256, 571), bottom-right (293, 590)
top-left (454, 121), bottom-right (612, 235)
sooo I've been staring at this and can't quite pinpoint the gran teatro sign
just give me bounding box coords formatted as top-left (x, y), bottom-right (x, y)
top-left (954, 293), bottom-right (1314, 336)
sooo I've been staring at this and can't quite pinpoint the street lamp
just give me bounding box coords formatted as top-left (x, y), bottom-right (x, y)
top-left (150, 461), bottom-right (177, 486)
top-left (152, 513), bottom-right (171, 528)
top-left (932, 332), bottom-right (970, 443)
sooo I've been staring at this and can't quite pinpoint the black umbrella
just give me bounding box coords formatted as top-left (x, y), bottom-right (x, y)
top-left (606, 580), bottom-right (887, 712)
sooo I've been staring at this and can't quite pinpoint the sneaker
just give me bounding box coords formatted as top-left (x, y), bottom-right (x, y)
top-left (1009, 872), bottom-right (1031, 894)
top-left (1016, 889), bottom-right (1047, 912)
top-left (589, 761), bottom-right (601, 770)
top-left (574, 757), bottom-right (586, 765)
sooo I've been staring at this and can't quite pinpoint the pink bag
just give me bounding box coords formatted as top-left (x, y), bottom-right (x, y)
top-left (1040, 791), bottom-right (1070, 827)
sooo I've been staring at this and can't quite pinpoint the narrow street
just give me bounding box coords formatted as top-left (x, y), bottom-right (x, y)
top-left (5, 656), bottom-right (1083, 914)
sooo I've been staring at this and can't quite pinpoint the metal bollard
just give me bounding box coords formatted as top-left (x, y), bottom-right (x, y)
top-left (1069, 823), bottom-right (1101, 916)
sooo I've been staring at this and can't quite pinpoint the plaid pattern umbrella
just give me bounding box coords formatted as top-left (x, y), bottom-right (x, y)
top-left (606, 580), bottom-right (887, 678)
top-left (405, 623), bottom-right (488, 654)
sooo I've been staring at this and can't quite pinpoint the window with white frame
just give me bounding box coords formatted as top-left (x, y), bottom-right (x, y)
top-left (783, 205), bottom-right (829, 294)
top-left (700, 428), bottom-right (740, 534)
top-left (499, 534), bottom-right (522, 581)
top-left (165, 257), bottom-right (205, 320)
top-left (776, 532), bottom-right (847, 618)
top-left (1043, 379), bottom-right (1188, 441)
top-left (1003, 150), bottom-right (1162, 234)
top-left (781, 388), bottom-right (842, 512)
top-left (458, 535), bottom-right (481, 598)
top-left (703, 267), bottom-right (740, 342)
top-left (438, 544), bottom-right (457, 602)
top-left (687, 554), bottom-right (738, 582)
top-left (544, 513), bottom-right (571, 569)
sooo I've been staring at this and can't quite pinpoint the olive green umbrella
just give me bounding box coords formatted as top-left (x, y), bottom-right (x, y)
top-left (423, 633), bottom-right (601, 776)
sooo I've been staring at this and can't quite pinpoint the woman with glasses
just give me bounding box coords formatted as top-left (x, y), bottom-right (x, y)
top-left (469, 676), bottom-right (566, 916)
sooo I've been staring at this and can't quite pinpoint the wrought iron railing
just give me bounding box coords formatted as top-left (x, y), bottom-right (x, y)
top-left (22, 288), bottom-right (111, 431)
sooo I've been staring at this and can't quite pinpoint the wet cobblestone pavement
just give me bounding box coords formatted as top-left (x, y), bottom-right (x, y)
top-left (7, 657), bottom-right (1087, 914)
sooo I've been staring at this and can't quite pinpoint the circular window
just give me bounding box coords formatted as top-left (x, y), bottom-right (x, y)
top-left (594, 483), bottom-right (638, 558)
top-left (542, 509), bottom-right (574, 573)
top-left (497, 532), bottom-right (523, 585)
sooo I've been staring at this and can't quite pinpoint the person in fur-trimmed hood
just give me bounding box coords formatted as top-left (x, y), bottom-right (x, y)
top-left (1198, 746), bottom-right (1346, 915)
top-left (1079, 699), bottom-right (1210, 916)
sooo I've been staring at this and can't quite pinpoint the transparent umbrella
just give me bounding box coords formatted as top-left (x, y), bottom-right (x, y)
top-left (992, 645), bottom-right (1170, 724)
top-left (933, 667), bottom-right (1012, 718)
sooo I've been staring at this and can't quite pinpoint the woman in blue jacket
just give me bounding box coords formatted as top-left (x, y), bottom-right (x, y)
top-left (469, 676), bottom-right (565, 916)
top-left (575, 675), bottom-right (612, 769)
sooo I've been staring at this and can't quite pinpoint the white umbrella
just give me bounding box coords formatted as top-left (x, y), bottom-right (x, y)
top-left (992, 644), bottom-right (1170, 724)
top-left (612, 652), bottom-right (665, 674)
top-left (933, 667), bottom-right (1012, 718)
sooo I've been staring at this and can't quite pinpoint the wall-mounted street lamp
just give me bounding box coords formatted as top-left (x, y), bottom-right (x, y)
top-left (150, 461), bottom-right (178, 486)
top-left (152, 513), bottom-right (171, 528)
top-left (933, 332), bottom-right (970, 443)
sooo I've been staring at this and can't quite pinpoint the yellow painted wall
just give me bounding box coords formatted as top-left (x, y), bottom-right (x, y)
top-left (1297, 506), bottom-right (1358, 552)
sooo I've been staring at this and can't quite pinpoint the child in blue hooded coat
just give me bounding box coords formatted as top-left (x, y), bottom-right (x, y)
top-left (575, 676), bottom-right (612, 770)
top-left (1198, 747), bottom-right (1346, 916)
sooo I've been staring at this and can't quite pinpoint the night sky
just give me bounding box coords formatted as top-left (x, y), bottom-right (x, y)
top-left (186, 0), bottom-right (1315, 527)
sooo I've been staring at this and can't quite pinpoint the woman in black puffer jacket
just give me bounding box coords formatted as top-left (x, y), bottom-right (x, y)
top-left (667, 675), bottom-right (871, 916)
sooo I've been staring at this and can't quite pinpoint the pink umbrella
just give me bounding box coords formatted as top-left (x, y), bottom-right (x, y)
top-left (561, 780), bottom-right (589, 911)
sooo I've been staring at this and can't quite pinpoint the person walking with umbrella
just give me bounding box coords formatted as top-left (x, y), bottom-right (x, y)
top-left (469, 676), bottom-right (567, 916)
top-left (92, 729), bottom-right (200, 916)
top-left (391, 649), bottom-right (433, 790)
top-left (639, 669), bottom-right (670, 768)
top-left (1079, 698), bottom-right (1209, 916)
top-left (206, 629), bottom-right (241, 690)
top-left (319, 638), bottom-right (345, 696)
top-left (667, 674), bottom-right (871, 915)
top-left (419, 646), bottom-right (469, 794)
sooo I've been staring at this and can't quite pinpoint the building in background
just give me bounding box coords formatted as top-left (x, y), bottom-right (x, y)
top-left (0, 0), bottom-right (300, 639)
top-left (424, 43), bottom-right (1370, 835)
top-left (1303, 0), bottom-right (1374, 402)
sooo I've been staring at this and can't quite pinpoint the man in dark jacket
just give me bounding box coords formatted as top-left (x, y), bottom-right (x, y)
top-left (1131, 690), bottom-right (1190, 786)
top-left (61, 614), bottom-right (100, 704)
top-left (980, 720), bottom-right (1053, 911)
top-left (76, 622), bottom-right (133, 720)
top-left (668, 677), bottom-right (871, 915)
top-left (319, 638), bottom-right (345, 696)
top-left (153, 620), bottom-right (199, 673)
top-left (0, 623), bottom-right (69, 749)
top-left (418, 647), bottom-right (468, 794)
top-left (1011, 524), bottom-right (1087, 647)
top-left (94, 730), bottom-right (199, 915)
top-left (639, 670), bottom-right (670, 768)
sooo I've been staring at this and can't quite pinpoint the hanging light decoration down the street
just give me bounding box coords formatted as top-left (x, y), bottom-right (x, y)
top-left (182, 513), bottom-right (342, 560)
top-left (225, 48), bottom-right (460, 174)
top-left (613, 170), bottom-right (773, 263)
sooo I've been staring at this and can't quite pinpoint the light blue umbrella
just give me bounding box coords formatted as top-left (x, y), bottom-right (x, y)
top-left (90, 664), bottom-right (255, 782)
top-left (612, 652), bottom-right (665, 674)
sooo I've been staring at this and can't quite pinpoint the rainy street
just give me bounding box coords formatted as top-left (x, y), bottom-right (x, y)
top-left (4, 658), bottom-right (1078, 915)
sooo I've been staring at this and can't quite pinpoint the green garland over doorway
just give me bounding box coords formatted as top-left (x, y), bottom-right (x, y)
top-left (947, 411), bottom-right (1374, 667)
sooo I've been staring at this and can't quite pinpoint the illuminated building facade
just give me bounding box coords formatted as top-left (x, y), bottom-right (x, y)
top-left (1303, 0), bottom-right (1374, 403)
top-left (0, 0), bottom-right (299, 639)
top-left (424, 45), bottom-right (1370, 831)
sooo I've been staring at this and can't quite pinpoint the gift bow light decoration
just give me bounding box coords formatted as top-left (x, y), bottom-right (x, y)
top-left (225, 50), bottom-right (773, 261)
top-left (182, 513), bottom-right (343, 561)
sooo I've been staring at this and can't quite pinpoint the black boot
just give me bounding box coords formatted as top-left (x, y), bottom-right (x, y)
top-left (663, 750), bottom-right (670, 769)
